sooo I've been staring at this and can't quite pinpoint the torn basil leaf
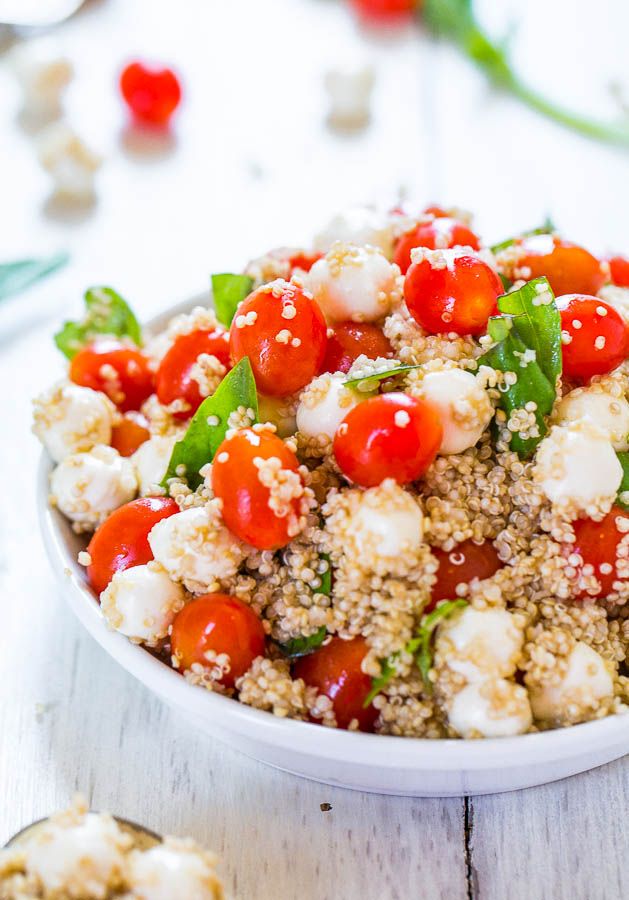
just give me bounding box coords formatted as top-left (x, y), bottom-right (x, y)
top-left (497, 277), bottom-right (562, 387)
top-left (54, 286), bottom-right (142, 359)
top-left (278, 627), bottom-right (327, 659)
top-left (616, 452), bottom-right (629, 511)
top-left (490, 218), bottom-right (556, 255)
top-left (344, 364), bottom-right (420, 392)
top-left (161, 357), bottom-right (258, 491)
top-left (0, 252), bottom-right (68, 302)
top-left (211, 273), bottom-right (253, 328)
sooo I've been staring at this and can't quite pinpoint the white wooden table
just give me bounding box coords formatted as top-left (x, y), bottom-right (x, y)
top-left (1, 1), bottom-right (628, 897)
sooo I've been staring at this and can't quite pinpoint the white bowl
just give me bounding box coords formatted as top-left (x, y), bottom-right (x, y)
top-left (37, 296), bottom-right (629, 797)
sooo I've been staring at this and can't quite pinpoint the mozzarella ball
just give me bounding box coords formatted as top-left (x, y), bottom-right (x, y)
top-left (132, 435), bottom-right (178, 496)
top-left (314, 207), bottom-right (396, 258)
top-left (38, 121), bottom-right (102, 200)
top-left (100, 563), bottom-right (185, 646)
top-left (33, 381), bottom-right (114, 463)
top-left (436, 607), bottom-right (524, 682)
top-left (529, 642), bottom-right (614, 726)
top-left (296, 374), bottom-right (361, 440)
top-left (347, 481), bottom-right (423, 561)
top-left (414, 368), bottom-right (493, 455)
top-left (10, 38), bottom-right (73, 121)
top-left (307, 242), bottom-right (401, 324)
top-left (51, 446), bottom-right (137, 529)
top-left (555, 385), bottom-right (629, 451)
top-left (148, 504), bottom-right (245, 593)
top-left (448, 679), bottom-right (532, 738)
top-left (126, 838), bottom-right (222, 900)
top-left (324, 65), bottom-right (374, 130)
top-left (533, 422), bottom-right (622, 517)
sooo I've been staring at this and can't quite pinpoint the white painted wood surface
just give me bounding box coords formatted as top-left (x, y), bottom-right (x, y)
top-left (0, 1), bottom-right (627, 897)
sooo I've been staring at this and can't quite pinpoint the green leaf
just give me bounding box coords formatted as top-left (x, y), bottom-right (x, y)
top-left (490, 219), bottom-right (556, 255)
top-left (0, 252), bottom-right (68, 302)
top-left (616, 452), bottom-right (629, 511)
top-left (344, 364), bottom-right (421, 392)
top-left (363, 656), bottom-right (398, 707)
top-left (54, 286), bottom-right (142, 359)
top-left (318, 553), bottom-right (332, 596)
top-left (496, 277), bottom-right (562, 387)
top-left (415, 600), bottom-right (468, 691)
top-left (161, 357), bottom-right (258, 491)
top-left (278, 627), bottom-right (327, 659)
top-left (211, 273), bottom-right (253, 327)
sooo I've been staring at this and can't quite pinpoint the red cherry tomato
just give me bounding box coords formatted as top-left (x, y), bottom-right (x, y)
top-left (424, 205), bottom-right (452, 218)
top-left (293, 636), bottom-right (377, 731)
top-left (349, 0), bottom-right (418, 22)
top-left (273, 247), bottom-right (322, 274)
top-left (120, 60), bottom-right (182, 126)
top-left (171, 593), bottom-right (266, 689)
top-left (333, 392), bottom-right (442, 487)
top-left (557, 294), bottom-right (629, 382)
top-left (155, 328), bottom-right (231, 420)
top-left (427, 540), bottom-right (504, 611)
top-left (86, 497), bottom-right (179, 595)
top-left (212, 427), bottom-right (307, 550)
top-left (569, 507), bottom-right (629, 599)
top-left (607, 255), bottom-right (629, 288)
top-left (514, 236), bottom-right (605, 297)
top-left (69, 339), bottom-right (154, 412)
top-left (229, 281), bottom-right (327, 397)
top-left (404, 253), bottom-right (502, 336)
top-left (322, 321), bottom-right (393, 374)
top-left (110, 411), bottom-right (150, 457)
top-left (394, 218), bottom-right (480, 274)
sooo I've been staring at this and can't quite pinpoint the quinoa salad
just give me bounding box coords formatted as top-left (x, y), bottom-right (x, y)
top-left (33, 206), bottom-right (629, 740)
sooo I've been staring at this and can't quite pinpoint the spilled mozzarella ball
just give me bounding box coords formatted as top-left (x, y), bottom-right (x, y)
top-left (448, 679), bottom-right (532, 739)
top-left (50, 446), bottom-right (137, 528)
top-left (414, 368), bottom-right (493, 455)
top-left (435, 607), bottom-right (524, 682)
top-left (100, 563), bottom-right (185, 646)
top-left (528, 642), bottom-right (614, 726)
top-left (33, 381), bottom-right (114, 463)
top-left (37, 121), bottom-right (102, 200)
top-left (324, 64), bottom-right (375, 131)
top-left (126, 838), bottom-right (223, 900)
top-left (313, 207), bottom-right (397, 258)
top-left (10, 38), bottom-right (73, 122)
top-left (132, 434), bottom-right (179, 496)
top-left (555, 385), bottom-right (629, 451)
top-left (347, 481), bottom-right (423, 560)
top-left (296, 373), bottom-right (361, 441)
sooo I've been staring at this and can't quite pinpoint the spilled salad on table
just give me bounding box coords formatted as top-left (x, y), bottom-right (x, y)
top-left (33, 206), bottom-right (629, 739)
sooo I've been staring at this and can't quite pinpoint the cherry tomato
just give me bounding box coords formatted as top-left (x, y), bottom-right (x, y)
top-left (69, 339), bottom-right (154, 412)
top-left (86, 497), bottom-right (179, 595)
top-left (171, 593), bottom-right (266, 689)
top-left (322, 321), bottom-right (393, 374)
top-left (428, 540), bottom-right (504, 611)
top-left (212, 428), bottom-right (307, 550)
top-left (333, 392), bottom-right (442, 487)
top-left (110, 411), bottom-right (150, 457)
top-left (514, 235), bottom-right (605, 297)
top-left (229, 281), bottom-right (327, 397)
top-left (119, 61), bottom-right (182, 126)
top-left (404, 253), bottom-right (502, 336)
top-left (155, 328), bottom-right (231, 420)
top-left (569, 506), bottom-right (629, 599)
top-left (294, 636), bottom-right (377, 731)
top-left (273, 247), bottom-right (322, 274)
top-left (349, 0), bottom-right (418, 22)
top-left (394, 218), bottom-right (480, 274)
top-left (424, 205), bottom-right (452, 218)
top-left (557, 294), bottom-right (629, 382)
top-left (607, 255), bottom-right (629, 288)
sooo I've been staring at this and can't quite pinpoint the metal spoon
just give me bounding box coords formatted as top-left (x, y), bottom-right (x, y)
top-left (0, 0), bottom-right (85, 28)
top-left (5, 814), bottom-right (161, 849)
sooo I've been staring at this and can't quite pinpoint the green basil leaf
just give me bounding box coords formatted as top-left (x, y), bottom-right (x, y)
top-left (344, 364), bottom-right (421, 392)
top-left (616, 452), bottom-right (629, 511)
top-left (211, 273), bottom-right (253, 327)
top-left (0, 252), bottom-right (68, 301)
top-left (497, 277), bottom-right (562, 387)
top-left (415, 600), bottom-right (468, 691)
top-left (490, 218), bottom-right (556, 255)
top-left (318, 553), bottom-right (332, 596)
top-left (278, 627), bottom-right (327, 659)
top-left (161, 357), bottom-right (258, 491)
top-left (54, 286), bottom-right (142, 359)
top-left (363, 655), bottom-right (398, 707)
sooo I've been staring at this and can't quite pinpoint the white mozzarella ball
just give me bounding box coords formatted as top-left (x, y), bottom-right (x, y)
top-left (555, 386), bottom-right (629, 451)
top-left (51, 446), bottom-right (137, 528)
top-left (348, 482), bottom-right (423, 560)
top-left (148, 504), bottom-right (245, 592)
top-left (415, 368), bottom-right (493, 455)
top-left (33, 381), bottom-right (114, 463)
top-left (132, 435), bottom-right (178, 496)
top-left (324, 65), bottom-right (374, 130)
top-left (529, 642), bottom-right (614, 726)
top-left (598, 285), bottom-right (629, 323)
top-left (448, 679), bottom-right (532, 738)
top-left (307, 242), bottom-right (401, 323)
top-left (296, 374), bottom-right (361, 440)
top-left (436, 607), bottom-right (524, 681)
top-left (127, 838), bottom-right (222, 900)
top-left (38, 121), bottom-right (102, 200)
top-left (100, 564), bottom-right (185, 646)
top-left (533, 422), bottom-right (622, 517)
top-left (314, 208), bottom-right (396, 258)
top-left (10, 38), bottom-right (73, 121)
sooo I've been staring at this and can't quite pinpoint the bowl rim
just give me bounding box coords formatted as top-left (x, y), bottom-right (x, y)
top-left (37, 292), bottom-right (629, 773)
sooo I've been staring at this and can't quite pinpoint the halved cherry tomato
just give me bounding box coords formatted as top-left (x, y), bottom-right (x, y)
top-left (229, 281), bottom-right (327, 397)
top-left (212, 427), bottom-right (307, 550)
top-left (293, 636), bottom-right (377, 731)
top-left (120, 60), bottom-right (182, 126)
top-left (404, 253), bottom-right (502, 336)
top-left (322, 321), bottom-right (393, 374)
top-left (394, 218), bottom-right (480, 274)
top-left (607, 255), bottom-right (629, 288)
top-left (428, 540), bottom-right (504, 611)
top-left (155, 327), bottom-right (231, 420)
top-left (110, 411), bottom-right (150, 457)
top-left (513, 235), bottom-right (605, 297)
top-left (171, 593), bottom-right (266, 689)
top-left (558, 294), bottom-right (629, 382)
top-left (349, 0), bottom-right (418, 21)
top-left (86, 497), bottom-right (179, 595)
top-left (569, 506), bottom-right (629, 599)
top-left (69, 339), bottom-right (154, 412)
top-left (333, 392), bottom-right (442, 487)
